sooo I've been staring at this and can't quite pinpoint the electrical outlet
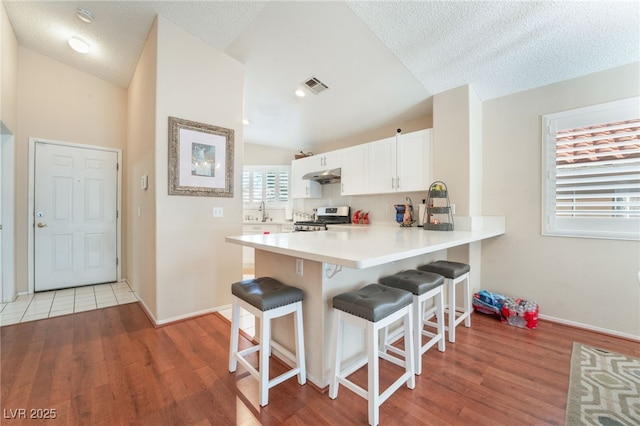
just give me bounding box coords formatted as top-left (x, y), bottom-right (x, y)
top-left (213, 207), bottom-right (223, 217)
top-left (385, 204), bottom-right (390, 213)
top-left (296, 258), bottom-right (304, 276)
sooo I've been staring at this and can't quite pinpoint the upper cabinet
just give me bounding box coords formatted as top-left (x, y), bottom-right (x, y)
top-left (395, 129), bottom-right (432, 193)
top-left (292, 128), bottom-right (432, 198)
top-left (358, 129), bottom-right (433, 195)
top-left (303, 151), bottom-right (341, 171)
top-left (291, 155), bottom-right (322, 198)
top-left (340, 144), bottom-right (368, 196)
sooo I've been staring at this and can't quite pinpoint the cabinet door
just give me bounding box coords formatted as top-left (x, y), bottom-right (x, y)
top-left (341, 145), bottom-right (368, 195)
top-left (367, 136), bottom-right (397, 194)
top-left (321, 151), bottom-right (342, 169)
top-left (397, 129), bottom-right (432, 193)
top-left (291, 157), bottom-right (322, 198)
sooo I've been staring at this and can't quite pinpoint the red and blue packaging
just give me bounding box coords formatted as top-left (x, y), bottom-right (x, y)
top-left (473, 289), bottom-right (539, 329)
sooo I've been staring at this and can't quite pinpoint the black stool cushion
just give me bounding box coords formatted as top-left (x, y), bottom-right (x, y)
top-left (379, 269), bottom-right (444, 296)
top-left (418, 260), bottom-right (470, 279)
top-left (333, 283), bottom-right (412, 322)
top-left (232, 277), bottom-right (303, 311)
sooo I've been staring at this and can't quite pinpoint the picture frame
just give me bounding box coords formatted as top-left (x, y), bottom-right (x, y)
top-left (168, 116), bottom-right (234, 197)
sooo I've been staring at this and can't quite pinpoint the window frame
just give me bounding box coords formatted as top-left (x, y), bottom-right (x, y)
top-left (541, 97), bottom-right (640, 241)
top-left (242, 165), bottom-right (291, 209)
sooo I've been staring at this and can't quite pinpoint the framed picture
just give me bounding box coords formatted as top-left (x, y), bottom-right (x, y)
top-left (168, 116), bottom-right (234, 197)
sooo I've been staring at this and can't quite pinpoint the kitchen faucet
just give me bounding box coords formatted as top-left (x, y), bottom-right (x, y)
top-left (258, 201), bottom-right (267, 222)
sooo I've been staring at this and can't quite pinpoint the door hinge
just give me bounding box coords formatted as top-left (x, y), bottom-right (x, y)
top-left (117, 163), bottom-right (119, 171)
top-left (116, 210), bottom-right (119, 218)
top-left (116, 257), bottom-right (119, 266)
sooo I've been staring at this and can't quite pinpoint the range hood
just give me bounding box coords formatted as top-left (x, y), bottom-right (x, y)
top-left (302, 168), bottom-right (341, 184)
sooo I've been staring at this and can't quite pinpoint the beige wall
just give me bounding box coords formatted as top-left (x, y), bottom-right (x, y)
top-left (153, 16), bottom-right (244, 322)
top-left (126, 19), bottom-right (158, 315)
top-left (482, 62), bottom-right (640, 338)
top-left (15, 49), bottom-right (127, 293)
top-left (244, 142), bottom-right (294, 165)
top-left (1, 2), bottom-right (18, 133)
top-left (313, 114), bottom-right (433, 153)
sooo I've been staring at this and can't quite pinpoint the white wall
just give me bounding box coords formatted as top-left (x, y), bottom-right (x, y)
top-left (15, 48), bottom-right (127, 292)
top-left (244, 142), bottom-right (293, 165)
top-left (1, 2), bottom-right (18, 132)
top-left (153, 16), bottom-right (244, 322)
top-left (482, 62), bottom-right (640, 339)
top-left (0, 2), bottom-right (18, 302)
top-left (126, 18), bottom-right (158, 315)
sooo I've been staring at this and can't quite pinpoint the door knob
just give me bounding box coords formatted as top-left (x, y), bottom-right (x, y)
top-left (37, 222), bottom-right (48, 228)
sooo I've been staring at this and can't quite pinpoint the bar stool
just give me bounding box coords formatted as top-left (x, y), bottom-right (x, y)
top-left (379, 269), bottom-right (445, 375)
top-left (329, 284), bottom-right (415, 426)
top-left (418, 260), bottom-right (471, 343)
top-left (228, 277), bottom-right (306, 406)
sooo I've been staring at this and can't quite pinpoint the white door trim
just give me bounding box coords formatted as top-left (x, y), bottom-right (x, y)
top-left (28, 138), bottom-right (122, 294)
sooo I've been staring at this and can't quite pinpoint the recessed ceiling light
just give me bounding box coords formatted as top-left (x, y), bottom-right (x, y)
top-left (76, 8), bottom-right (94, 23)
top-left (295, 89), bottom-right (306, 98)
top-left (68, 36), bottom-right (90, 54)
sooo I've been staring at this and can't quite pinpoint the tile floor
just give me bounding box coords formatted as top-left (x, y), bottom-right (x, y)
top-left (0, 281), bottom-right (137, 327)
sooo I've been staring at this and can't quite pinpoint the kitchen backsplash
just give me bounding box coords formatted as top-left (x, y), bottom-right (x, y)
top-left (292, 182), bottom-right (432, 225)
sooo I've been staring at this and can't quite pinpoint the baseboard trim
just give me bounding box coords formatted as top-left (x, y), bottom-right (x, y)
top-left (539, 314), bottom-right (640, 342)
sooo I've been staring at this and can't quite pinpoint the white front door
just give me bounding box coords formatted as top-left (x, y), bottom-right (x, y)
top-left (34, 142), bottom-right (118, 291)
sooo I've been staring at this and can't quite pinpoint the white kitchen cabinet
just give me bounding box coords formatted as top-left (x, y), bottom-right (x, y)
top-left (242, 224), bottom-right (282, 266)
top-left (291, 156), bottom-right (322, 199)
top-left (340, 144), bottom-right (369, 195)
top-left (367, 129), bottom-right (432, 194)
top-left (396, 129), bottom-right (432, 193)
top-left (302, 151), bottom-right (341, 170)
top-left (367, 136), bottom-right (397, 193)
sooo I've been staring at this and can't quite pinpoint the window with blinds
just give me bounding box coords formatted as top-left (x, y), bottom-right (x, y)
top-left (542, 97), bottom-right (640, 240)
top-left (242, 166), bottom-right (291, 207)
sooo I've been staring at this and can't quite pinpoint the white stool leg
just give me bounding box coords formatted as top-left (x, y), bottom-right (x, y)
top-left (367, 320), bottom-right (379, 426)
top-left (259, 311), bottom-right (271, 407)
top-left (413, 295), bottom-right (423, 375)
top-left (228, 298), bottom-right (240, 372)
top-left (293, 302), bottom-right (306, 385)
top-left (447, 279), bottom-right (456, 343)
top-left (329, 311), bottom-right (343, 399)
top-left (462, 274), bottom-right (471, 328)
top-left (404, 308), bottom-right (415, 389)
top-left (436, 289), bottom-right (446, 352)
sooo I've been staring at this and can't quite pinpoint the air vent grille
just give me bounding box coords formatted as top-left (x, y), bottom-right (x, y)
top-left (303, 76), bottom-right (329, 95)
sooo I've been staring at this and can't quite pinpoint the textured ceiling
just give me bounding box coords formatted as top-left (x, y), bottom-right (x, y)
top-left (3, 1), bottom-right (639, 149)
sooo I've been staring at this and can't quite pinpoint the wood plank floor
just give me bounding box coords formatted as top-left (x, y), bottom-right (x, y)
top-left (2, 303), bottom-right (638, 425)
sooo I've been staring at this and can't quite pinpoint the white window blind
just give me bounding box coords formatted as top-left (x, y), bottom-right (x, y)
top-left (242, 166), bottom-right (291, 208)
top-left (542, 97), bottom-right (640, 240)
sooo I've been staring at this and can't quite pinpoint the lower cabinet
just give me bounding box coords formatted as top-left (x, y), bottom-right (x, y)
top-left (242, 224), bottom-right (293, 267)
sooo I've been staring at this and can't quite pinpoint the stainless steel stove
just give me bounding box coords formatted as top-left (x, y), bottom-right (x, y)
top-left (293, 206), bottom-right (350, 232)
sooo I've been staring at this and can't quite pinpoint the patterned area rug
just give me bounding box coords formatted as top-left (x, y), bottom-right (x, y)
top-left (565, 342), bottom-right (640, 425)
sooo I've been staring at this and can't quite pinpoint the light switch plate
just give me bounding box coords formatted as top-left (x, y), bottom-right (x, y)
top-left (140, 175), bottom-right (148, 190)
top-left (296, 258), bottom-right (304, 276)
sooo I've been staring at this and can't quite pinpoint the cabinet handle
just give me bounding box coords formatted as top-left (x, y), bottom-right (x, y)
top-left (396, 177), bottom-right (400, 189)
top-left (391, 177), bottom-right (395, 189)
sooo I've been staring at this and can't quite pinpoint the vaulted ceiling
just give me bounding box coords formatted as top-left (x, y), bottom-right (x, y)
top-left (4, 1), bottom-right (639, 149)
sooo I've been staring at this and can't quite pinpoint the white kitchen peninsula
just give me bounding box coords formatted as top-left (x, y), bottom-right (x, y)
top-left (225, 218), bottom-right (505, 388)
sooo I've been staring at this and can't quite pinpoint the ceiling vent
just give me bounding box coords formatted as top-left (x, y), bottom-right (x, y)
top-left (303, 76), bottom-right (329, 95)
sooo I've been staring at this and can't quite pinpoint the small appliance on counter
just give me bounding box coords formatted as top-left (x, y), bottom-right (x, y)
top-left (293, 206), bottom-right (350, 232)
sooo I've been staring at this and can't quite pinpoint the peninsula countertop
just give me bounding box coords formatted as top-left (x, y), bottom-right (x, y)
top-left (226, 217), bottom-right (505, 269)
